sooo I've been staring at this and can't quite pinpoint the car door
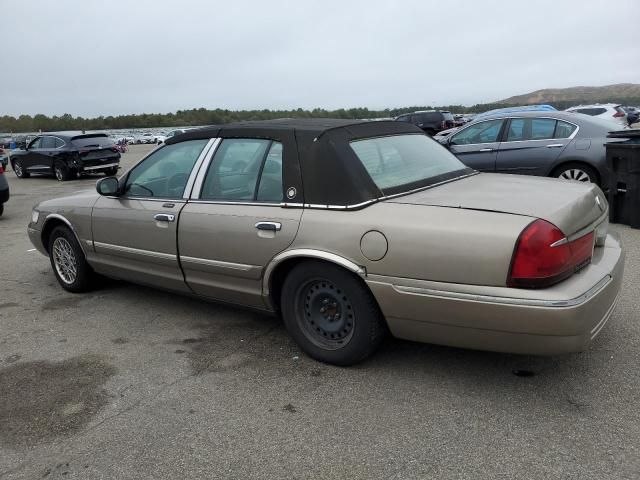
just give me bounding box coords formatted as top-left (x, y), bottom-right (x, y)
top-left (90, 138), bottom-right (215, 292)
top-left (496, 118), bottom-right (573, 176)
top-left (447, 119), bottom-right (504, 171)
top-left (39, 136), bottom-right (57, 172)
top-left (22, 136), bottom-right (45, 171)
top-left (178, 137), bottom-right (303, 309)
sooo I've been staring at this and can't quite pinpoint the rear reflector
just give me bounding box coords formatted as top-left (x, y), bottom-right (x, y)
top-left (508, 219), bottom-right (594, 288)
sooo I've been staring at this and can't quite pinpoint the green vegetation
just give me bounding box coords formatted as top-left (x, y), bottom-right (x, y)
top-left (2, 97), bottom-right (639, 133)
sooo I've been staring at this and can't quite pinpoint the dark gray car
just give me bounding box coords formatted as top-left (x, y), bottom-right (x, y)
top-left (440, 111), bottom-right (626, 186)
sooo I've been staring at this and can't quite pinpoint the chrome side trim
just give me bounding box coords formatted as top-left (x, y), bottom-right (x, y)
top-left (94, 241), bottom-right (176, 261)
top-left (191, 138), bottom-right (222, 199)
top-left (183, 138), bottom-right (217, 199)
top-left (82, 162), bottom-right (119, 171)
top-left (180, 256), bottom-right (254, 271)
top-left (262, 249), bottom-right (365, 297)
top-left (188, 200), bottom-right (283, 207)
top-left (391, 275), bottom-right (612, 308)
top-left (43, 213), bottom-right (87, 256)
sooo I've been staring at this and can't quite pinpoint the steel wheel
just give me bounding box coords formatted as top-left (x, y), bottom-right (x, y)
top-left (52, 237), bottom-right (77, 285)
top-left (558, 168), bottom-right (591, 183)
top-left (296, 278), bottom-right (356, 350)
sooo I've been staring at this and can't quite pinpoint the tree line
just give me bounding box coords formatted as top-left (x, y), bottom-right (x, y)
top-left (2, 97), bottom-right (638, 133)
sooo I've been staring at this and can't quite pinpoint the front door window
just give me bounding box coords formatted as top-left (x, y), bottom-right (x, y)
top-left (124, 139), bottom-right (208, 198)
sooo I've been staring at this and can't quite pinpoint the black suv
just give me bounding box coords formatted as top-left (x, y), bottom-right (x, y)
top-left (394, 110), bottom-right (456, 135)
top-left (11, 133), bottom-right (121, 181)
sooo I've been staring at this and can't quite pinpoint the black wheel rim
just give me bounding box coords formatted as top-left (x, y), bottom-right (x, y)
top-left (295, 278), bottom-right (355, 350)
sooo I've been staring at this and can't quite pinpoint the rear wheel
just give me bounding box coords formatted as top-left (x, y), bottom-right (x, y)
top-left (0, 204), bottom-right (3, 216)
top-left (104, 166), bottom-right (119, 176)
top-left (13, 159), bottom-right (29, 178)
top-left (281, 261), bottom-right (386, 366)
top-left (553, 163), bottom-right (599, 185)
top-left (54, 161), bottom-right (71, 181)
top-left (48, 226), bottom-right (96, 292)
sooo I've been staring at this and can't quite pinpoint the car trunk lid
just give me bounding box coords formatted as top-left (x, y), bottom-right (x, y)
top-left (385, 173), bottom-right (607, 237)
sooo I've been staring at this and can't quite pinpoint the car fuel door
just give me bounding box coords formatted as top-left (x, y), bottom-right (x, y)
top-left (179, 138), bottom-right (302, 309)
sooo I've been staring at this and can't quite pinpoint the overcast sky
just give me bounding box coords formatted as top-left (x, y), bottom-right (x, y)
top-left (2, 0), bottom-right (638, 117)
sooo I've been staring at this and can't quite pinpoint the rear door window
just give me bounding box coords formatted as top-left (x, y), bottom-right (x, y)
top-left (530, 119), bottom-right (557, 140)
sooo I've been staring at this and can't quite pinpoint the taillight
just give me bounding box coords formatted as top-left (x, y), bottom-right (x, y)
top-left (441, 120), bottom-right (446, 130)
top-left (0, 165), bottom-right (4, 174)
top-left (613, 111), bottom-right (625, 118)
top-left (79, 149), bottom-right (89, 156)
top-left (508, 219), bottom-right (594, 288)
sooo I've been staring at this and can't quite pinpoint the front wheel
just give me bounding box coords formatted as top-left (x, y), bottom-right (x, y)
top-left (13, 159), bottom-right (30, 178)
top-left (48, 226), bottom-right (96, 292)
top-left (281, 261), bottom-right (387, 366)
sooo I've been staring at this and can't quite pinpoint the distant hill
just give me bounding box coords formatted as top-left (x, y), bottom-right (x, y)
top-left (498, 83), bottom-right (640, 105)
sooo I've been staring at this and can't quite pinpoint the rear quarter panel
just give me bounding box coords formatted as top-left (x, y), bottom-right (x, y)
top-left (293, 202), bottom-right (533, 286)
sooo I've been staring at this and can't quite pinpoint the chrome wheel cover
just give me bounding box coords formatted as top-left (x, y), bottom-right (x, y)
top-left (52, 237), bottom-right (77, 285)
top-left (558, 168), bottom-right (591, 183)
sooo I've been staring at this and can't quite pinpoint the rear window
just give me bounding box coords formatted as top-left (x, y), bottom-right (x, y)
top-left (71, 135), bottom-right (114, 148)
top-left (441, 112), bottom-right (454, 121)
top-left (350, 134), bottom-right (470, 194)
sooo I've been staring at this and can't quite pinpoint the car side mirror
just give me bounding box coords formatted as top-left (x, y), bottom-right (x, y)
top-left (96, 176), bottom-right (120, 196)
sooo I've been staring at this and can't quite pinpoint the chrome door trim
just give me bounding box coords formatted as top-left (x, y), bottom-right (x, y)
top-left (390, 275), bottom-right (612, 308)
top-left (43, 213), bottom-right (87, 256)
top-left (180, 256), bottom-right (255, 271)
top-left (183, 138), bottom-right (217, 199)
top-left (262, 249), bottom-right (366, 298)
top-left (191, 138), bottom-right (222, 199)
top-left (93, 241), bottom-right (177, 261)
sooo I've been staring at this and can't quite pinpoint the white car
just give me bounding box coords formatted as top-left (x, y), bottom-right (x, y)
top-left (565, 104), bottom-right (628, 127)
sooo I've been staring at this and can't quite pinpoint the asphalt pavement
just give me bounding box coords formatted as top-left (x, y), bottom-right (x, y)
top-left (0, 144), bottom-right (639, 479)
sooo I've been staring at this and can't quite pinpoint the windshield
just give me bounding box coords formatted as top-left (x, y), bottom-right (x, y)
top-left (350, 134), bottom-right (471, 194)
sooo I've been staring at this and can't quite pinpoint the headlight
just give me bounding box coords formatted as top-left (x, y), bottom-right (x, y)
top-left (31, 209), bottom-right (40, 224)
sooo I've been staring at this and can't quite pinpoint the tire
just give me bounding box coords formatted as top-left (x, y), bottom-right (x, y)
top-left (48, 226), bottom-right (96, 293)
top-left (281, 261), bottom-right (386, 366)
top-left (54, 161), bottom-right (71, 182)
top-left (553, 163), bottom-right (599, 185)
top-left (104, 166), bottom-right (118, 176)
top-left (13, 159), bottom-right (29, 178)
top-left (0, 204), bottom-right (3, 216)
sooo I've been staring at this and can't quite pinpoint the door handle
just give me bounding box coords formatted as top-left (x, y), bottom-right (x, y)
top-left (255, 221), bottom-right (282, 231)
top-left (546, 144), bottom-right (564, 148)
top-left (154, 213), bottom-right (175, 222)
top-left (479, 148), bottom-right (494, 152)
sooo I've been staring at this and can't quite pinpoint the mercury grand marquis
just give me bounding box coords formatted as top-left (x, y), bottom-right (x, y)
top-left (28, 119), bottom-right (624, 365)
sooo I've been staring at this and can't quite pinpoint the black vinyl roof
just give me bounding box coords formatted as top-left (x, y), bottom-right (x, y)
top-left (167, 118), bottom-right (425, 207)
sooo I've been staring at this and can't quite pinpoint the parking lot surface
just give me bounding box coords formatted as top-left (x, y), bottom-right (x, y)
top-left (1, 144), bottom-right (639, 479)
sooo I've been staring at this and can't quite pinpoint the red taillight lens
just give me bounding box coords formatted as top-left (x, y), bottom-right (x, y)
top-left (613, 111), bottom-right (625, 118)
top-left (508, 219), bottom-right (594, 288)
top-left (0, 165), bottom-right (4, 174)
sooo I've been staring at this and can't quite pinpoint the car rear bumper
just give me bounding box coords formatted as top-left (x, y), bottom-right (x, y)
top-left (79, 162), bottom-right (119, 171)
top-left (366, 233), bottom-right (624, 355)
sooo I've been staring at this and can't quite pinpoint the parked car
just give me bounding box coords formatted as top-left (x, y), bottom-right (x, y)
top-left (443, 111), bottom-right (628, 186)
top-left (0, 163), bottom-right (9, 216)
top-left (565, 103), bottom-right (628, 126)
top-left (394, 110), bottom-right (455, 135)
top-left (473, 104), bottom-right (557, 122)
top-left (11, 133), bottom-right (120, 181)
top-left (0, 147), bottom-right (8, 170)
top-left (27, 119), bottom-right (623, 365)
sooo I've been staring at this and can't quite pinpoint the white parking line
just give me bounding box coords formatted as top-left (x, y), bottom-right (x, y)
top-left (27, 248), bottom-right (36, 252)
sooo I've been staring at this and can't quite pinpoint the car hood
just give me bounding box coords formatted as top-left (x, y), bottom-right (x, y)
top-left (386, 173), bottom-right (607, 236)
top-left (37, 189), bottom-right (99, 210)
